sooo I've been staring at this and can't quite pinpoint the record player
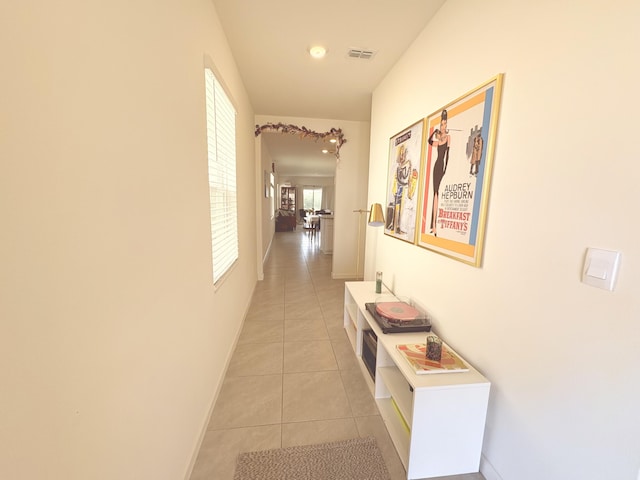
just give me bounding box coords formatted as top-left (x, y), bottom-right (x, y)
top-left (365, 300), bottom-right (431, 334)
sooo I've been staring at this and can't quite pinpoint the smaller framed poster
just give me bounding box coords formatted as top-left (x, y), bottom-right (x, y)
top-left (384, 119), bottom-right (426, 244)
top-left (418, 74), bottom-right (504, 266)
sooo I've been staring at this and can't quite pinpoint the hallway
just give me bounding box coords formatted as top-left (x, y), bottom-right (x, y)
top-left (189, 229), bottom-right (483, 480)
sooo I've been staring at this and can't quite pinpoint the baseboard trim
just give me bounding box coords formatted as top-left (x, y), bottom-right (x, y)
top-left (332, 273), bottom-right (361, 280)
top-left (480, 454), bottom-right (503, 480)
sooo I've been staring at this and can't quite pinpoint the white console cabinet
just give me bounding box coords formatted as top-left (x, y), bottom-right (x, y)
top-left (344, 281), bottom-right (490, 480)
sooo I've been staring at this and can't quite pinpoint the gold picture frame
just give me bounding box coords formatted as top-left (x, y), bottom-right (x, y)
top-left (417, 74), bottom-right (504, 266)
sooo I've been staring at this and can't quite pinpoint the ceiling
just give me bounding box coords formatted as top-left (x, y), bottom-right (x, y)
top-left (262, 131), bottom-right (339, 177)
top-left (212, 0), bottom-right (446, 176)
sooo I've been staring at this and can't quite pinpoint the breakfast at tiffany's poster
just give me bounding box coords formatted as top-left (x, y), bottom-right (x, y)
top-left (418, 74), bottom-right (503, 267)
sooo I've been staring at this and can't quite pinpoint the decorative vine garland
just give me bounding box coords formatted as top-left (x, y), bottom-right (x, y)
top-left (254, 123), bottom-right (347, 161)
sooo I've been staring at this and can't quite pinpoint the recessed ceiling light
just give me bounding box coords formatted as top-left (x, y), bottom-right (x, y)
top-left (309, 45), bottom-right (327, 59)
top-left (329, 138), bottom-right (337, 143)
top-left (322, 149), bottom-right (329, 154)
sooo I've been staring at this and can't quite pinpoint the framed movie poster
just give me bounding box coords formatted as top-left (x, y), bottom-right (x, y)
top-left (418, 74), bottom-right (504, 266)
top-left (384, 119), bottom-right (426, 243)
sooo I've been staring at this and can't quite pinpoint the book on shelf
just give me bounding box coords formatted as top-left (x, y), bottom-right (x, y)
top-left (396, 342), bottom-right (469, 375)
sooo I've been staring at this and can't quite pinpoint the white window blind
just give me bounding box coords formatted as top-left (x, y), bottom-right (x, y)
top-left (205, 68), bottom-right (238, 284)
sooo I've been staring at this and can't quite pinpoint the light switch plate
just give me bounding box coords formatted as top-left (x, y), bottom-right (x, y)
top-left (582, 248), bottom-right (621, 291)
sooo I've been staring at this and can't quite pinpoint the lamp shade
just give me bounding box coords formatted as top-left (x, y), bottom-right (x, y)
top-left (367, 203), bottom-right (385, 226)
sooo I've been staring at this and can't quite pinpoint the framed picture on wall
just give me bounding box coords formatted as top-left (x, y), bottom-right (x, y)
top-left (384, 119), bottom-right (426, 244)
top-left (417, 74), bottom-right (504, 266)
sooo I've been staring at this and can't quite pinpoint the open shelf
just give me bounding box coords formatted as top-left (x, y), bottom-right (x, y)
top-left (344, 298), bottom-right (359, 352)
top-left (345, 303), bottom-right (358, 326)
top-left (377, 366), bottom-right (413, 426)
top-left (344, 318), bottom-right (357, 351)
top-left (343, 281), bottom-right (491, 480)
top-left (376, 398), bottom-right (410, 468)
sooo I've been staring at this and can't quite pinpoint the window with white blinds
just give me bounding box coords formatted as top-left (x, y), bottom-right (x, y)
top-left (204, 68), bottom-right (238, 284)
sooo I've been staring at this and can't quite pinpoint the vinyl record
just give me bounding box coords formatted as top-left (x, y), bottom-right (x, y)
top-left (375, 302), bottom-right (421, 322)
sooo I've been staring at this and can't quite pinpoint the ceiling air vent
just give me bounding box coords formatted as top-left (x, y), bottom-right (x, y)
top-left (347, 48), bottom-right (376, 60)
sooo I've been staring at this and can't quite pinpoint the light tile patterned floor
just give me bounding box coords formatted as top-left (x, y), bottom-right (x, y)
top-left (189, 229), bottom-right (485, 480)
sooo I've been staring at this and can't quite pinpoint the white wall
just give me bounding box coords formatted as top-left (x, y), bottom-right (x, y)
top-left (258, 137), bottom-right (275, 269)
top-left (366, 1), bottom-right (640, 479)
top-left (0, 1), bottom-right (257, 479)
top-left (256, 115), bottom-right (370, 279)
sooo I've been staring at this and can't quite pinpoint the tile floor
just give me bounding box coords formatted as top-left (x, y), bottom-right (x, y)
top-left (189, 228), bottom-right (484, 480)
